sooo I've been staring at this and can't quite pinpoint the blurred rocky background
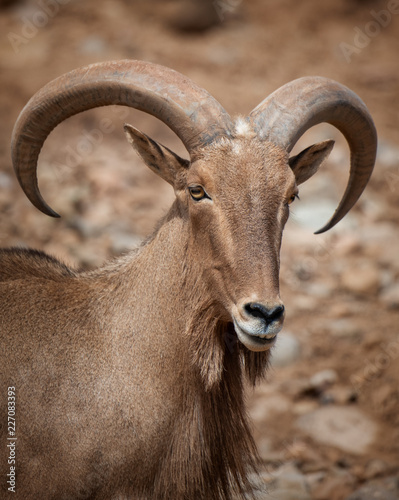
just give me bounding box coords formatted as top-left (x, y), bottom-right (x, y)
top-left (0, 0), bottom-right (398, 498)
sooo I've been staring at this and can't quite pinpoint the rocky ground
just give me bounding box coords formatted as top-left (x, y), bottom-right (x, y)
top-left (0, 0), bottom-right (398, 498)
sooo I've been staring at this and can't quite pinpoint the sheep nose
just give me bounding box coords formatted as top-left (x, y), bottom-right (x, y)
top-left (244, 303), bottom-right (285, 325)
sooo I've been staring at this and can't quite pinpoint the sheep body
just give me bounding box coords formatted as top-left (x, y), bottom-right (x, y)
top-left (0, 60), bottom-right (377, 499)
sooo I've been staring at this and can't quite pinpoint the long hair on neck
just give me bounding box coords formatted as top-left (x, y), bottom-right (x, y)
top-left (154, 295), bottom-right (270, 499)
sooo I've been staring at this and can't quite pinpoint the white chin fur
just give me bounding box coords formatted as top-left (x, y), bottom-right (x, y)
top-left (234, 321), bottom-right (277, 352)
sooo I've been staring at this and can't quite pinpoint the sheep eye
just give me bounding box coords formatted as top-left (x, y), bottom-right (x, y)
top-left (288, 193), bottom-right (299, 205)
top-left (189, 185), bottom-right (207, 201)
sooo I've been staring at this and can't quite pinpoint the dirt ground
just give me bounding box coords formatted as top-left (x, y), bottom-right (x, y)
top-left (0, 0), bottom-right (398, 498)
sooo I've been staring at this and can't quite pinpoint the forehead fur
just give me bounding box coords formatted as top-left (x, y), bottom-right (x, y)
top-left (193, 131), bottom-right (291, 190)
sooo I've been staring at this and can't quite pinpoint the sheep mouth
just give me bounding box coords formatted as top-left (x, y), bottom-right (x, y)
top-left (233, 320), bottom-right (277, 352)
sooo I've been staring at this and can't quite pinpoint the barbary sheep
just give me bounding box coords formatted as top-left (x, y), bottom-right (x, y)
top-left (0, 60), bottom-right (376, 499)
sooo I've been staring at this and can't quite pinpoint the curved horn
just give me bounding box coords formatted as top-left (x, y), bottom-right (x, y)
top-left (12, 60), bottom-right (233, 217)
top-left (249, 77), bottom-right (377, 234)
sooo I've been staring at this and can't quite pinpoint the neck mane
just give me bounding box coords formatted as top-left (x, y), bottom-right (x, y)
top-left (89, 203), bottom-right (271, 499)
top-left (155, 310), bottom-right (270, 500)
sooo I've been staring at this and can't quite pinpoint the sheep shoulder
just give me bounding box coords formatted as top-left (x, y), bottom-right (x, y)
top-left (0, 247), bottom-right (77, 282)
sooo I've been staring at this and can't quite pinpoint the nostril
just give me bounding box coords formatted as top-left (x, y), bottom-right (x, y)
top-left (268, 304), bottom-right (285, 323)
top-left (244, 303), bottom-right (285, 324)
top-left (244, 303), bottom-right (266, 319)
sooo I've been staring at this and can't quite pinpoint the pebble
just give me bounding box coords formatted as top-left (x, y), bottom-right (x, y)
top-left (376, 140), bottom-right (399, 168)
top-left (291, 295), bottom-right (319, 312)
top-left (312, 467), bottom-right (356, 499)
top-left (79, 36), bottom-right (108, 55)
top-left (249, 394), bottom-right (292, 424)
top-left (256, 437), bottom-right (284, 464)
top-left (324, 386), bottom-right (357, 405)
top-left (293, 198), bottom-right (356, 233)
top-left (0, 171), bottom-right (12, 188)
top-left (345, 476), bottom-right (399, 500)
top-left (363, 459), bottom-right (390, 480)
top-left (296, 406), bottom-right (378, 455)
top-left (271, 332), bottom-right (301, 367)
top-left (273, 463), bottom-right (309, 489)
top-left (303, 281), bottom-right (333, 298)
top-left (309, 369), bottom-right (338, 390)
top-left (328, 318), bottom-right (362, 339)
top-left (380, 283), bottom-right (399, 308)
top-left (329, 302), bottom-right (356, 319)
top-left (281, 377), bottom-right (312, 398)
top-left (268, 463), bottom-right (312, 500)
top-left (293, 400), bottom-right (319, 416)
top-left (305, 471), bottom-right (326, 491)
top-left (68, 216), bottom-right (99, 239)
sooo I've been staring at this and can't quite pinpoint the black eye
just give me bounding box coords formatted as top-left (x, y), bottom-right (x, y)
top-left (189, 185), bottom-right (208, 201)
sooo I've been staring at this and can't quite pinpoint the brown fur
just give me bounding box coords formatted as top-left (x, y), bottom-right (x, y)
top-left (0, 247), bottom-right (77, 281)
top-left (0, 131), bottom-right (333, 499)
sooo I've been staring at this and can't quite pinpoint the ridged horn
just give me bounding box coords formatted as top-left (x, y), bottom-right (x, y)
top-left (12, 60), bottom-right (233, 217)
top-left (249, 76), bottom-right (377, 234)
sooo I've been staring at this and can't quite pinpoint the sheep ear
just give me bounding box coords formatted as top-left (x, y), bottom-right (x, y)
top-left (124, 124), bottom-right (189, 186)
top-left (289, 140), bottom-right (335, 185)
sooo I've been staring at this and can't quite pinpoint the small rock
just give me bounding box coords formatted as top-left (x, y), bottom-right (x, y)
top-left (281, 377), bottom-right (312, 399)
top-left (256, 437), bottom-right (284, 464)
top-left (324, 386), bottom-right (357, 405)
top-left (292, 295), bottom-right (319, 312)
top-left (273, 463), bottom-right (309, 489)
top-left (271, 332), bottom-right (301, 367)
top-left (284, 440), bottom-right (324, 464)
top-left (207, 46), bottom-right (240, 66)
top-left (296, 406), bottom-right (378, 455)
top-left (380, 269), bottom-right (395, 289)
top-left (79, 36), bottom-right (108, 55)
top-left (0, 171), bottom-right (12, 188)
top-left (328, 318), bottom-right (362, 339)
top-left (376, 140), bottom-right (399, 168)
top-left (303, 282), bottom-right (333, 298)
top-left (249, 394), bottom-right (292, 424)
top-left (312, 467), bottom-right (356, 500)
top-left (340, 263), bottom-right (381, 296)
top-left (328, 302), bottom-right (355, 319)
top-left (310, 369), bottom-right (338, 390)
top-left (68, 216), bottom-right (99, 239)
top-left (293, 400), bottom-right (319, 416)
top-left (363, 459), bottom-right (390, 480)
top-left (294, 198), bottom-right (353, 233)
top-left (305, 471), bottom-right (326, 491)
top-left (345, 476), bottom-right (399, 500)
top-left (269, 463), bottom-right (312, 500)
top-left (380, 283), bottom-right (399, 308)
